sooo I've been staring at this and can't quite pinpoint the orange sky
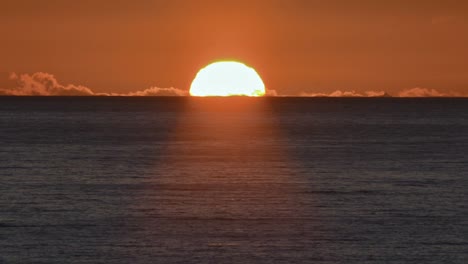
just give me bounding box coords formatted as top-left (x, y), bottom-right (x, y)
top-left (1, 0), bottom-right (467, 95)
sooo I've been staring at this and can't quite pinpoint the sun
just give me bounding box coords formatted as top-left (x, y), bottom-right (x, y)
top-left (190, 61), bottom-right (265, 97)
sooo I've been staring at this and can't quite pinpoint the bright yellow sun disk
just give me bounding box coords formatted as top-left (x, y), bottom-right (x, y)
top-left (190, 61), bottom-right (265, 96)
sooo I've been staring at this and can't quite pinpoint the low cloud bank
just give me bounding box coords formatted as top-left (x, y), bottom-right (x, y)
top-left (0, 72), bottom-right (187, 96)
top-left (301, 88), bottom-right (467, 98)
top-left (124, 87), bottom-right (188, 96)
top-left (1, 72), bottom-right (467, 97)
top-left (301, 90), bottom-right (390, 97)
top-left (0, 72), bottom-right (276, 97)
top-left (0, 72), bottom-right (95, 96)
top-left (397, 87), bottom-right (464, 97)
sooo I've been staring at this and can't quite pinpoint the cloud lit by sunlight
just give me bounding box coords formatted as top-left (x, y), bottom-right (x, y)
top-left (397, 87), bottom-right (460, 97)
top-left (124, 87), bottom-right (188, 96)
top-left (264, 89), bottom-right (278, 96)
top-left (0, 72), bottom-right (188, 96)
top-left (300, 88), bottom-right (468, 98)
top-left (300, 90), bottom-right (389, 97)
top-left (1, 72), bottom-right (467, 98)
top-left (0, 72), bottom-right (95, 96)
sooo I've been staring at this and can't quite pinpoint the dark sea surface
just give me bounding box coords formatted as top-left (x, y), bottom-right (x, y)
top-left (1, 96), bottom-right (467, 263)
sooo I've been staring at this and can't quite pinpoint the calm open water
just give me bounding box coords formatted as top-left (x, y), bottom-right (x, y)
top-left (1, 97), bottom-right (467, 263)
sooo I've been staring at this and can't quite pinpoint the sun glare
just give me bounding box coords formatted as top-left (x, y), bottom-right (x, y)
top-left (190, 61), bottom-right (265, 97)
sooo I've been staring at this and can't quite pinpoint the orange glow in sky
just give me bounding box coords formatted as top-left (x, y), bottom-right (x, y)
top-left (1, 1), bottom-right (468, 96)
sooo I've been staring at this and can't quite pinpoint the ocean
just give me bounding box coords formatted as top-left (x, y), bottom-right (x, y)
top-left (1, 96), bottom-right (467, 263)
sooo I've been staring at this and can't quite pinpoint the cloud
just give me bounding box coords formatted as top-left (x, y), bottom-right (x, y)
top-left (123, 87), bottom-right (188, 96)
top-left (0, 72), bottom-right (95, 96)
top-left (2, 72), bottom-right (467, 98)
top-left (398, 87), bottom-right (449, 97)
top-left (300, 88), bottom-right (468, 98)
top-left (364, 90), bottom-right (389, 97)
top-left (300, 90), bottom-right (389, 97)
top-left (397, 87), bottom-right (468, 97)
top-left (0, 72), bottom-right (188, 96)
top-left (0, 72), bottom-right (277, 97)
top-left (264, 89), bottom-right (278, 96)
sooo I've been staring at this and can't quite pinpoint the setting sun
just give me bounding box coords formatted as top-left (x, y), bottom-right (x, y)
top-left (190, 61), bottom-right (265, 97)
